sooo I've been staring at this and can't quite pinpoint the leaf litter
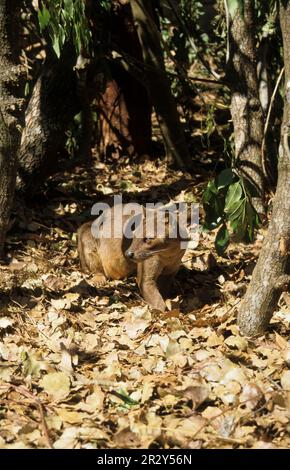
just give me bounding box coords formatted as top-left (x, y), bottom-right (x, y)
top-left (0, 159), bottom-right (289, 449)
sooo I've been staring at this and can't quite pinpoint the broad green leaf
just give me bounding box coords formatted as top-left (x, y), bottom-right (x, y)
top-left (217, 169), bottom-right (234, 189)
top-left (226, 198), bottom-right (245, 219)
top-left (231, 206), bottom-right (247, 241)
top-left (215, 224), bottom-right (230, 256)
top-left (225, 181), bottom-right (242, 212)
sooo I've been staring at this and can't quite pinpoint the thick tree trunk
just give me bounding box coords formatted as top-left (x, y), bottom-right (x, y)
top-left (237, 1), bottom-right (290, 336)
top-left (96, 1), bottom-right (152, 160)
top-left (130, 0), bottom-right (192, 169)
top-left (227, 0), bottom-right (265, 213)
top-left (0, 0), bottom-right (24, 258)
top-left (97, 65), bottom-right (152, 160)
top-left (16, 43), bottom-right (79, 197)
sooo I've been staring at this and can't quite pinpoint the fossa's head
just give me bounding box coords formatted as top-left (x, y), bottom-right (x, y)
top-left (124, 208), bottom-right (189, 262)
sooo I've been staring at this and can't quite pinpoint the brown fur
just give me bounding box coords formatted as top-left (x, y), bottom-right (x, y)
top-left (77, 205), bottom-right (188, 311)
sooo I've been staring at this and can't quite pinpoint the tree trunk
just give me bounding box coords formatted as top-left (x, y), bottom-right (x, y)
top-left (16, 43), bottom-right (80, 197)
top-left (95, 1), bottom-right (152, 160)
top-left (130, 0), bottom-right (192, 169)
top-left (97, 66), bottom-right (152, 160)
top-left (237, 1), bottom-right (290, 336)
top-left (0, 0), bottom-right (24, 258)
top-left (227, 0), bottom-right (265, 213)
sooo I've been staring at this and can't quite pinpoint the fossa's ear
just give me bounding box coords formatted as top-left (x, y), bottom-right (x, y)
top-left (123, 211), bottom-right (143, 239)
top-left (158, 207), bottom-right (192, 241)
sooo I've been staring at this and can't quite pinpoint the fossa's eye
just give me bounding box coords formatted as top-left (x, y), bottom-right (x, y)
top-left (144, 237), bottom-right (154, 243)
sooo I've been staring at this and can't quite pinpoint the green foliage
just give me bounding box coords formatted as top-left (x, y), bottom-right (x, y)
top-left (116, 390), bottom-right (139, 407)
top-left (99, 0), bottom-right (111, 11)
top-left (161, 0), bottom-right (226, 72)
top-left (159, 1), bottom-right (228, 144)
top-left (203, 169), bottom-right (260, 256)
top-left (226, 0), bottom-right (244, 18)
top-left (38, 0), bottom-right (92, 57)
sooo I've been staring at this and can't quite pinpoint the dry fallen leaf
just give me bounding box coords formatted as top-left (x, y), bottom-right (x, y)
top-left (1, 160), bottom-right (290, 450)
top-left (240, 383), bottom-right (264, 409)
top-left (0, 318), bottom-right (14, 329)
top-left (281, 370), bottom-right (290, 391)
top-left (39, 372), bottom-right (71, 401)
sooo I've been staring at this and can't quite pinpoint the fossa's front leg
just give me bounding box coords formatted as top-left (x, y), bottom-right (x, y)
top-left (137, 257), bottom-right (166, 311)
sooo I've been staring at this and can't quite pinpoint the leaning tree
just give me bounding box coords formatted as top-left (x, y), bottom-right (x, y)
top-left (225, 0), bottom-right (265, 214)
top-left (0, 0), bottom-right (24, 257)
top-left (237, 0), bottom-right (290, 336)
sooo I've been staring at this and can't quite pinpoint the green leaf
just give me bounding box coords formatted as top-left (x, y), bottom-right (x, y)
top-left (52, 36), bottom-right (61, 58)
top-left (117, 389), bottom-right (139, 406)
top-left (64, 0), bottom-right (74, 17)
top-left (217, 169), bottom-right (234, 189)
top-left (203, 180), bottom-right (219, 206)
top-left (226, 0), bottom-right (244, 18)
top-left (234, 218), bottom-right (247, 242)
top-left (231, 205), bottom-right (247, 242)
top-left (24, 81), bottom-right (30, 97)
top-left (227, 198), bottom-right (245, 220)
top-left (215, 224), bottom-right (230, 256)
top-left (38, 6), bottom-right (51, 31)
top-left (225, 181), bottom-right (243, 212)
top-left (243, 178), bottom-right (260, 198)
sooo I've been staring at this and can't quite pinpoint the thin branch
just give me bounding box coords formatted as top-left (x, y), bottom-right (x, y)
top-left (9, 384), bottom-right (53, 449)
top-left (131, 0), bottom-right (207, 106)
top-left (224, 0), bottom-right (230, 64)
top-left (261, 66), bottom-right (284, 177)
top-left (165, 0), bottom-right (221, 80)
top-left (113, 49), bottom-right (224, 85)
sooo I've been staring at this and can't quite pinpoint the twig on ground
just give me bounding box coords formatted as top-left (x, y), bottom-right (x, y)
top-left (9, 384), bottom-right (53, 449)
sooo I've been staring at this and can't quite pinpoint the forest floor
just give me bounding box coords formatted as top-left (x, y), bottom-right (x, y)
top-left (0, 157), bottom-right (289, 449)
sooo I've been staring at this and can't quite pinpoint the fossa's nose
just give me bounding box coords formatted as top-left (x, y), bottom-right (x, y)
top-left (125, 250), bottom-right (134, 259)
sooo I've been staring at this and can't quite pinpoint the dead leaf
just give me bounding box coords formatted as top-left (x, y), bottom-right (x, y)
top-left (240, 383), bottom-right (264, 409)
top-left (39, 371), bottom-right (70, 400)
top-left (281, 370), bottom-right (290, 391)
top-left (0, 318), bottom-right (14, 329)
top-left (57, 409), bottom-right (87, 424)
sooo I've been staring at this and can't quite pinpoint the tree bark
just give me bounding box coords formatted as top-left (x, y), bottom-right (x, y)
top-left (227, 0), bottom-right (265, 213)
top-left (97, 65), bottom-right (152, 160)
top-left (130, 0), bottom-right (192, 169)
top-left (0, 0), bottom-right (24, 258)
top-left (237, 1), bottom-right (290, 336)
top-left (16, 43), bottom-right (80, 197)
top-left (95, 1), bottom-right (152, 160)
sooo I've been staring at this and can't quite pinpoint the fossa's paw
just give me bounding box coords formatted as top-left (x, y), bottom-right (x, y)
top-left (90, 274), bottom-right (107, 287)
